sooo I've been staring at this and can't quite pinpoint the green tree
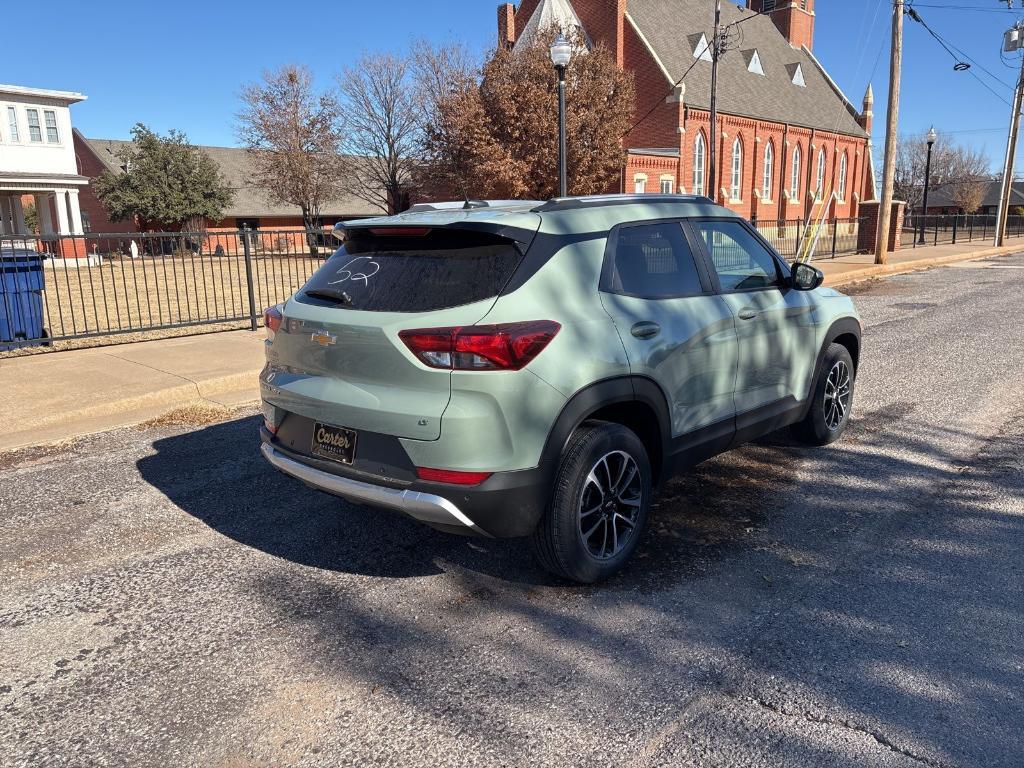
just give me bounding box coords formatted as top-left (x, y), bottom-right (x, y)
top-left (92, 124), bottom-right (234, 231)
top-left (24, 202), bottom-right (38, 234)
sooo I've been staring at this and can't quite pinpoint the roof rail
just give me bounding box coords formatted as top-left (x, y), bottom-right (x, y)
top-left (406, 199), bottom-right (543, 213)
top-left (532, 193), bottom-right (715, 212)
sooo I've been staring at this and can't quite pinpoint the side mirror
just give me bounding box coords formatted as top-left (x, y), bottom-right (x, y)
top-left (791, 261), bottom-right (824, 291)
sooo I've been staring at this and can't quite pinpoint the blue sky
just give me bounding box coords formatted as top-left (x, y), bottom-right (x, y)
top-left (4, 0), bottom-right (1022, 170)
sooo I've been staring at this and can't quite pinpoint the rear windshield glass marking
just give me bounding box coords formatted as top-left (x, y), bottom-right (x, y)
top-left (327, 256), bottom-right (380, 287)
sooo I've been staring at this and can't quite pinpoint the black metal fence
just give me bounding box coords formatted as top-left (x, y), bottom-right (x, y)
top-left (753, 217), bottom-right (862, 260)
top-left (0, 229), bottom-right (331, 352)
top-left (901, 213), bottom-right (1024, 248)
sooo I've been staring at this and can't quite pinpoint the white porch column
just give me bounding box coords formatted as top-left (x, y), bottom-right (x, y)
top-left (34, 193), bottom-right (54, 235)
top-left (54, 190), bottom-right (70, 234)
top-left (66, 189), bottom-right (84, 235)
top-left (11, 196), bottom-right (27, 234)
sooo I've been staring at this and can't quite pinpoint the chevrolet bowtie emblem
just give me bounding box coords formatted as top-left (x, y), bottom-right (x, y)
top-left (310, 330), bottom-right (337, 346)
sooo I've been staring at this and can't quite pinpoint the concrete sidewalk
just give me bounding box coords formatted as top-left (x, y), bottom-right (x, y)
top-left (1, 238), bottom-right (1020, 452)
top-left (819, 238), bottom-right (1022, 286)
top-left (1, 330), bottom-right (265, 451)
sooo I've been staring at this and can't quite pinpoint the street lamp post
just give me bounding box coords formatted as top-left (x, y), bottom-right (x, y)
top-left (919, 126), bottom-right (937, 244)
top-left (550, 34), bottom-right (572, 197)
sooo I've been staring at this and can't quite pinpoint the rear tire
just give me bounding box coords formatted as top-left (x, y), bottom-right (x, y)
top-left (792, 343), bottom-right (855, 446)
top-left (531, 421), bottom-right (652, 583)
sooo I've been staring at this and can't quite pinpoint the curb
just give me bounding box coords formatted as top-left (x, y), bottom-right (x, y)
top-left (824, 245), bottom-right (1019, 287)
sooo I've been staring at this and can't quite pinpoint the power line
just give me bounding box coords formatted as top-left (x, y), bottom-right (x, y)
top-left (906, 5), bottom-right (1014, 105)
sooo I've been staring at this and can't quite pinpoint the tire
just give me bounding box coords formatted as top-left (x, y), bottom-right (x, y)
top-left (792, 343), bottom-right (855, 446)
top-left (531, 421), bottom-right (652, 583)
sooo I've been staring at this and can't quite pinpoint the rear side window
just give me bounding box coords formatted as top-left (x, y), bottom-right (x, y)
top-left (299, 228), bottom-right (522, 312)
top-left (604, 222), bottom-right (704, 298)
top-left (694, 219), bottom-right (783, 292)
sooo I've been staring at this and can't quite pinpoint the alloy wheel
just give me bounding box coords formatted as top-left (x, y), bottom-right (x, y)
top-left (578, 450), bottom-right (643, 560)
top-left (823, 360), bottom-right (852, 430)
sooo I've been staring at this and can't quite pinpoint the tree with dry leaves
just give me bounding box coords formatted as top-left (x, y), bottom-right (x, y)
top-left (237, 65), bottom-right (343, 250)
top-left (421, 32), bottom-right (635, 200)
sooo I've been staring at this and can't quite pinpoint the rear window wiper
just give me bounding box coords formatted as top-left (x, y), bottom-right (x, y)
top-left (305, 288), bottom-right (354, 306)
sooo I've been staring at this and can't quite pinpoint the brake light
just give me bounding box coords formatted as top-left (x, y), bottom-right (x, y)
top-left (399, 321), bottom-right (560, 371)
top-left (416, 467), bottom-right (493, 485)
top-left (369, 227), bottom-right (431, 237)
top-left (263, 305), bottom-right (283, 340)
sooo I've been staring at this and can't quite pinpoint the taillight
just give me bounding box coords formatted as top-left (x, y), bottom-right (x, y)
top-left (399, 321), bottom-right (560, 371)
top-left (263, 305), bottom-right (283, 340)
top-left (416, 467), bottom-right (492, 485)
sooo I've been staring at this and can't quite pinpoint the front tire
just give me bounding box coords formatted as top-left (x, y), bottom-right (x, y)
top-left (792, 343), bottom-right (855, 446)
top-left (531, 421), bottom-right (652, 583)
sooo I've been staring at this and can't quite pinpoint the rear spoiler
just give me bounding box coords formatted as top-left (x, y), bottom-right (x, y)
top-left (332, 219), bottom-right (540, 248)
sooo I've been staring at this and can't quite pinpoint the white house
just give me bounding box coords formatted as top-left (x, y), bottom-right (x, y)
top-left (0, 84), bottom-right (88, 237)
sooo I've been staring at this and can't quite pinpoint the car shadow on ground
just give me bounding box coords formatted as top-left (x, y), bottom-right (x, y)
top-left (135, 413), bottom-right (775, 587)
top-left (136, 406), bottom-right (1024, 765)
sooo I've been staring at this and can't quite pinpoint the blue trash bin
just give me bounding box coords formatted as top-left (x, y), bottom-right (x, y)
top-left (0, 249), bottom-right (46, 351)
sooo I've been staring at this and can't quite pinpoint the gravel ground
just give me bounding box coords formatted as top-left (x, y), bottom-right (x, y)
top-left (1, 255), bottom-right (1023, 767)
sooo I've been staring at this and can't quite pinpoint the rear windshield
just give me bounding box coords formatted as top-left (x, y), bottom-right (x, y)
top-left (297, 228), bottom-right (523, 312)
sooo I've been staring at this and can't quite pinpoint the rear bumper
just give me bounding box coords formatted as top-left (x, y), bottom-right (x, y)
top-left (260, 442), bottom-right (491, 535)
top-left (260, 430), bottom-right (551, 538)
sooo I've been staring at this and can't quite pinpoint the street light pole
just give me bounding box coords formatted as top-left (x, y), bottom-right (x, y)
top-left (918, 126), bottom-right (936, 244)
top-left (550, 35), bottom-right (572, 198)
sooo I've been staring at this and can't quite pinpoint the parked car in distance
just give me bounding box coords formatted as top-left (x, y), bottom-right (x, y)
top-left (259, 194), bottom-right (861, 583)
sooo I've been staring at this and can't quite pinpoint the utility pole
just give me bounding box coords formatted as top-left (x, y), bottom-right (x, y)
top-left (994, 21), bottom-right (1024, 247)
top-left (708, 0), bottom-right (722, 198)
top-left (875, 0), bottom-right (903, 265)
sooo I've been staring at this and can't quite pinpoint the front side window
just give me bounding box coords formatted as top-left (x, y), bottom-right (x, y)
top-left (838, 152), bottom-right (848, 201)
top-left (6, 107), bottom-right (18, 142)
top-left (730, 137), bottom-right (743, 201)
top-left (26, 109), bottom-right (42, 142)
top-left (815, 147), bottom-right (826, 201)
top-left (605, 222), bottom-right (703, 298)
top-left (44, 110), bottom-right (59, 143)
top-left (696, 219), bottom-right (783, 292)
top-left (790, 145), bottom-right (802, 201)
top-left (762, 142), bottom-right (774, 200)
top-left (693, 133), bottom-right (706, 196)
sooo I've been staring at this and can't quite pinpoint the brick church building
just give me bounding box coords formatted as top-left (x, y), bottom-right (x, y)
top-left (499, 0), bottom-right (876, 222)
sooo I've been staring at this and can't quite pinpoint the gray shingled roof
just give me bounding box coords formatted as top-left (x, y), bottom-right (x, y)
top-left (925, 180), bottom-right (1024, 210)
top-left (83, 136), bottom-right (385, 219)
top-left (626, 0), bottom-right (868, 138)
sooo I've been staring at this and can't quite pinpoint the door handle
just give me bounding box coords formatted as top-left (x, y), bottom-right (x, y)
top-left (738, 308), bottom-right (758, 321)
top-left (630, 321), bottom-right (661, 339)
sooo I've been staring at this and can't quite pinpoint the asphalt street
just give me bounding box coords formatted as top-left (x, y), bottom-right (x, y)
top-left (2, 254), bottom-right (1023, 767)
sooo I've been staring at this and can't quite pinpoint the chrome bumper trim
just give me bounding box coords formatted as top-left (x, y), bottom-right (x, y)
top-left (260, 443), bottom-right (490, 536)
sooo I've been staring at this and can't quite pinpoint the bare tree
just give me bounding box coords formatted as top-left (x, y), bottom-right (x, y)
top-left (237, 65), bottom-right (343, 251)
top-left (411, 40), bottom-right (481, 200)
top-left (338, 53), bottom-right (421, 214)
top-left (894, 131), bottom-right (990, 213)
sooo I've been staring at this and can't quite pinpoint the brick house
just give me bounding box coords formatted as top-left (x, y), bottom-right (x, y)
top-left (499, 0), bottom-right (877, 222)
top-left (72, 132), bottom-right (385, 236)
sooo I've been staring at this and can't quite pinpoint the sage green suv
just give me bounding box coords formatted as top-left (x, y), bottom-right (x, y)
top-left (259, 195), bottom-right (860, 583)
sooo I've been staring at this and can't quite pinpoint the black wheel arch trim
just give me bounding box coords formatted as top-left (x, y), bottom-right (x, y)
top-left (537, 375), bottom-right (673, 486)
top-left (801, 316), bottom-right (862, 418)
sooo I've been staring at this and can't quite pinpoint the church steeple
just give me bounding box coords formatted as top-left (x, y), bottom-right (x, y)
top-left (514, 0), bottom-right (591, 51)
top-left (859, 83), bottom-right (874, 134)
top-left (746, 0), bottom-right (815, 51)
